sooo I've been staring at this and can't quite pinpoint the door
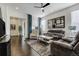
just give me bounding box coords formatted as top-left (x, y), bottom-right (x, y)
top-left (10, 17), bottom-right (20, 36)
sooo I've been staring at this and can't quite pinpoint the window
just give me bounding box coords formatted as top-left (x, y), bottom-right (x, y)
top-left (71, 10), bottom-right (79, 32)
top-left (71, 10), bottom-right (79, 37)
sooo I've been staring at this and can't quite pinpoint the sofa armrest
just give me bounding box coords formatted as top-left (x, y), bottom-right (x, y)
top-left (73, 42), bottom-right (79, 50)
top-left (52, 40), bottom-right (73, 50)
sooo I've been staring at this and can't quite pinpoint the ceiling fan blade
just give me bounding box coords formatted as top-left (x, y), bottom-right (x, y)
top-left (34, 3), bottom-right (43, 8)
top-left (43, 3), bottom-right (50, 8)
top-left (34, 6), bottom-right (42, 8)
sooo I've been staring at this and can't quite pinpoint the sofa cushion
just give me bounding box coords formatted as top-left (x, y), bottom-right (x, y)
top-left (47, 30), bottom-right (65, 37)
top-left (62, 38), bottom-right (73, 43)
top-left (43, 32), bottom-right (53, 37)
top-left (48, 30), bottom-right (65, 34)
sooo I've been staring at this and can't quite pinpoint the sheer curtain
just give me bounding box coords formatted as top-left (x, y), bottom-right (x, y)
top-left (41, 19), bottom-right (47, 34)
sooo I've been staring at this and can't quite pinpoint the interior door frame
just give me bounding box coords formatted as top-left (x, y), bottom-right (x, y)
top-left (10, 16), bottom-right (27, 40)
top-left (10, 16), bottom-right (20, 36)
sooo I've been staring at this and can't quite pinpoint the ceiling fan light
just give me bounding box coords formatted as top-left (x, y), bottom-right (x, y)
top-left (41, 8), bottom-right (44, 10)
top-left (41, 8), bottom-right (44, 12)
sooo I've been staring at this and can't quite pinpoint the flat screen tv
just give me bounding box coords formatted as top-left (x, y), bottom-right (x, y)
top-left (0, 18), bottom-right (5, 37)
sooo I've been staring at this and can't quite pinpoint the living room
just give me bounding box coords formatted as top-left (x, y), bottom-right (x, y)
top-left (29, 3), bottom-right (79, 56)
top-left (0, 3), bottom-right (79, 56)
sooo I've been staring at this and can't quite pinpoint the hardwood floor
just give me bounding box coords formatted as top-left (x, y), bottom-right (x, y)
top-left (11, 36), bottom-right (29, 56)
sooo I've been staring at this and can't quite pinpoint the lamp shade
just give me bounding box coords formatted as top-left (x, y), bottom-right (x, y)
top-left (69, 26), bottom-right (76, 30)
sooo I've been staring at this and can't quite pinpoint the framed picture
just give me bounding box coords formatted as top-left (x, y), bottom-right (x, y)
top-left (48, 16), bottom-right (65, 28)
top-left (10, 24), bottom-right (16, 30)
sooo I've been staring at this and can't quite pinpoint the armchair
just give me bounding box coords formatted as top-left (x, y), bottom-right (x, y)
top-left (51, 32), bottom-right (79, 56)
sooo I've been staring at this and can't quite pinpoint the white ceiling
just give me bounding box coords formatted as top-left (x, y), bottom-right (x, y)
top-left (4, 3), bottom-right (76, 17)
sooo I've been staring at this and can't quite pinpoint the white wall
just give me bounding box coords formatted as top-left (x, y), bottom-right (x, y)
top-left (42, 4), bottom-right (79, 37)
top-left (0, 4), bottom-right (28, 41)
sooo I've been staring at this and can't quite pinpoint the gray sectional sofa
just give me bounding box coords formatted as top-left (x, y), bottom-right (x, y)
top-left (43, 30), bottom-right (65, 40)
top-left (51, 32), bottom-right (79, 56)
top-left (42, 30), bottom-right (79, 56)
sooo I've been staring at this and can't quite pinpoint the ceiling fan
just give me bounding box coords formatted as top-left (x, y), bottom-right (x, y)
top-left (34, 3), bottom-right (50, 12)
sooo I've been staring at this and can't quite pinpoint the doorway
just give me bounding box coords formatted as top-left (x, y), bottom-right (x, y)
top-left (10, 16), bottom-right (26, 56)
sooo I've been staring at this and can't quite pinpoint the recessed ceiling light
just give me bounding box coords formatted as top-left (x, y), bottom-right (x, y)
top-left (16, 7), bottom-right (19, 10)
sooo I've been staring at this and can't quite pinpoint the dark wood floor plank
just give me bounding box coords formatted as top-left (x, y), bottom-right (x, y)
top-left (11, 36), bottom-right (28, 56)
